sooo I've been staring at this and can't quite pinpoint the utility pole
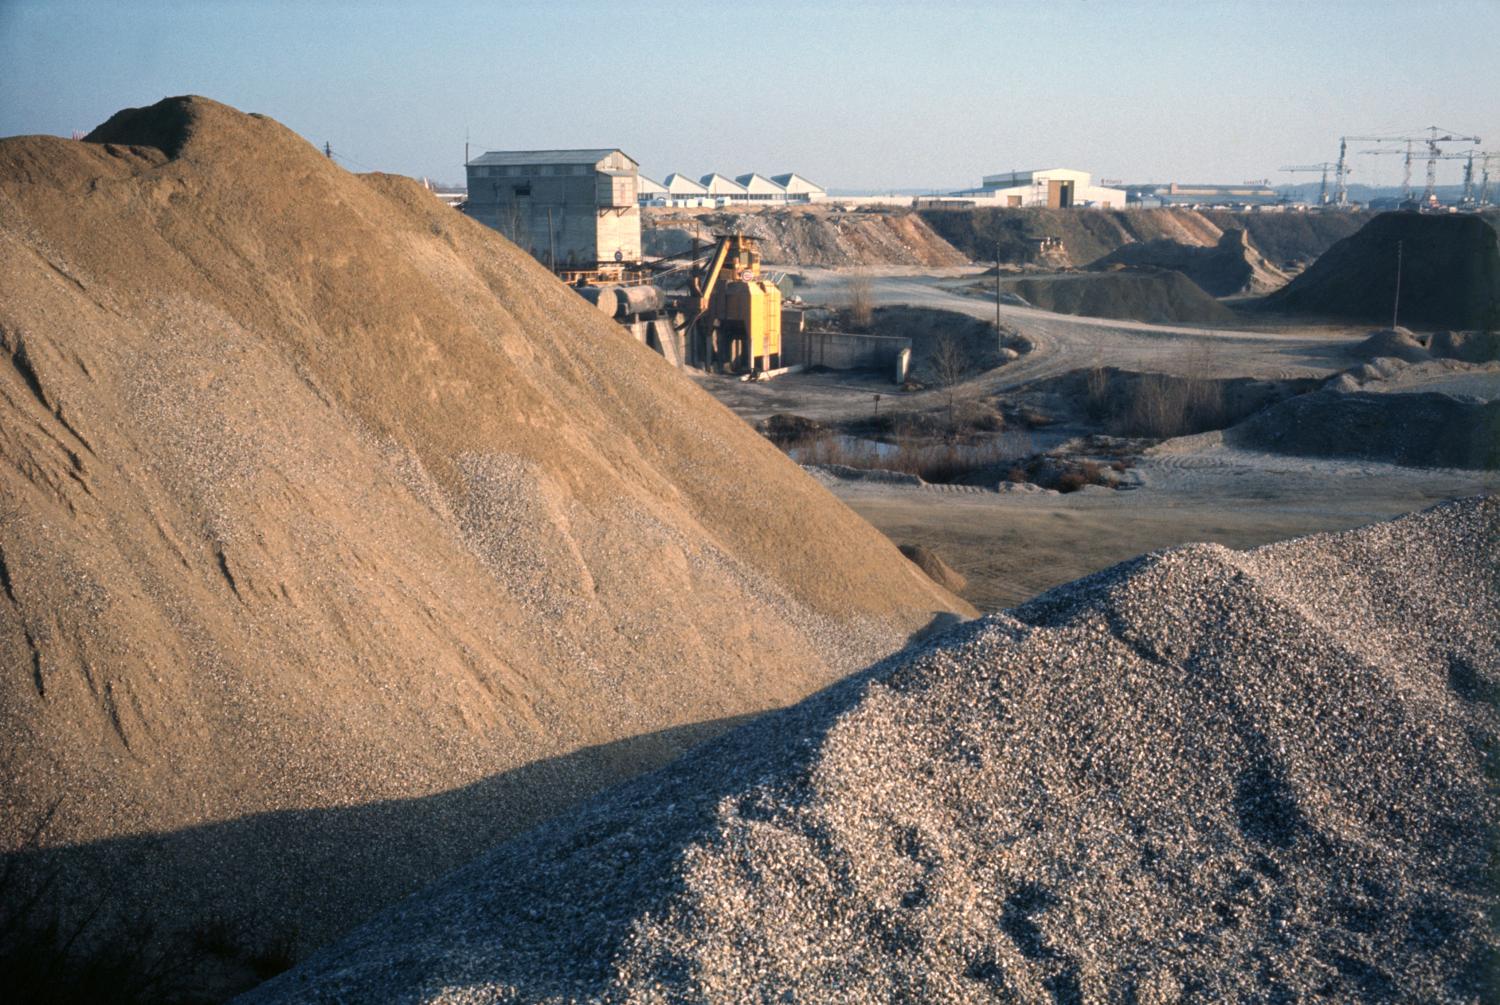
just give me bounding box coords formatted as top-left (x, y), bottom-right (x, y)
top-left (547, 206), bottom-right (556, 272)
top-left (1392, 240), bottom-right (1403, 330)
top-left (995, 236), bottom-right (1002, 353)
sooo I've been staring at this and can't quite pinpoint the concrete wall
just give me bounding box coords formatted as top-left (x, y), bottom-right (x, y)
top-left (786, 329), bottom-right (913, 375)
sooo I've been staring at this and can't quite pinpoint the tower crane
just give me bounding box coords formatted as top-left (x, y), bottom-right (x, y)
top-left (1362, 147), bottom-right (1479, 208)
top-left (1334, 127), bottom-right (1482, 206)
top-left (1357, 143), bottom-right (1418, 203)
top-left (1279, 163), bottom-right (1339, 205)
top-left (1334, 135), bottom-right (1407, 206)
top-left (1478, 151), bottom-right (1500, 208)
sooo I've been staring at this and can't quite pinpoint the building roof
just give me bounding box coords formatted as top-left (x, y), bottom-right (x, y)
top-left (637, 176), bottom-right (667, 195)
top-left (735, 173), bottom-right (787, 194)
top-left (467, 148), bottom-right (636, 169)
top-left (700, 173), bottom-right (748, 195)
top-left (982, 168), bottom-right (1093, 187)
top-left (771, 172), bottom-right (826, 194)
top-left (663, 173), bottom-right (708, 195)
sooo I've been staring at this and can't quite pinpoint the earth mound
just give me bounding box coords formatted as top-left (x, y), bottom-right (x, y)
top-left (1264, 212), bottom-right (1500, 328)
top-left (1352, 327), bottom-right (1431, 362)
top-left (920, 206), bottom-right (1366, 270)
top-left (0, 96), bottom-right (968, 995)
top-left (898, 543), bottom-right (967, 593)
top-left (995, 269), bottom-right (1239, 325)
top-left (1226, 389), bottom-right (1500, 469)
top-left (643, 208), bottom-right (966, 268)
top-left (1431, 329), bottom-right (1500, 363)
top-left (1088, 227), bottom-right (1288, 295)
top-left (246, 499), bottom-right (1500, 1004)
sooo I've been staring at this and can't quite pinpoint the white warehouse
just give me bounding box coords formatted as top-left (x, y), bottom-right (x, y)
top-left (975, 168), bottom-right (1126, 209)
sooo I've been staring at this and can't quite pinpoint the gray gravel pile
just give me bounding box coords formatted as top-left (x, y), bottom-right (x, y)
top-left (246, 499), bottom-right (1500, 1004)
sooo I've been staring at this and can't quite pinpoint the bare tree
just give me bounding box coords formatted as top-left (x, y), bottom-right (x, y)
top-left (930, 334), bottom-right (970, 438)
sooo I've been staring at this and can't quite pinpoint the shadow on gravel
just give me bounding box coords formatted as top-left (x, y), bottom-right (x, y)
top-left (0, 714), bottom-right (758, 1004)
top-left (2, 611), bottom-right (968, 1005)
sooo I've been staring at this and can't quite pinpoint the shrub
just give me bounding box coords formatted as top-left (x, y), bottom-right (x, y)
top-left (845, 272), bottom-right (874, 328)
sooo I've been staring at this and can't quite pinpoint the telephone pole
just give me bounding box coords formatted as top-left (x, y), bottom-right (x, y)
top-left (995, 237), bottom-right (1002, 352)
top-left (1392, 240), bottom-right (1403, 330)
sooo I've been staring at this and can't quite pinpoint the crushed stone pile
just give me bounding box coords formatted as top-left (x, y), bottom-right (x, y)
top-left (1265, 212), bottom-right (1500, 328)
top-left (995, 269), bottom-right (1238, 325)
top-left (1353, 327), bottom-right (1432, 363)
top-left (920, 206), bottom-right (1365, 270)
top-left (1227, 387), bottom-right (1500, 469)
top-left (1089, 227), bottom-right (1288, 296)
top-left (0, 96), bottom-right (968, 996)
top-left (1432, 329), bottom-right (1500, 364)
top-left (643, 208), bottom-right (967, 268)
top-left (247, 499), bottom-right (1500, 1004)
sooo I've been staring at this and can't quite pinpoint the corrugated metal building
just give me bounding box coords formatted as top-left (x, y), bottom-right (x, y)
top-left (464, 148), bottom-right (641, 267)
top-left (771, 173), bottom-right (827, 203)
top-left (734, 173), bottom-right (788, 203)
top-left (978, 168), bottom-right (1125, 209)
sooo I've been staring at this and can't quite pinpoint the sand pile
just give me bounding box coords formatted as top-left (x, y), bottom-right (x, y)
top-left (0, 96), bottom-right (968, 993)
top-left (995, 269), bottom-right (1238, 325)
top-left (898, 544), bottom-right (967, 593)
top-left (643, 208), bottom-right (966, 268)
top-left (247, 499), bottom-right (1500, 1004)
top-left (1088, 228), bottom-right (1288, 296)
top-left (1266, 212), bottom-right (1500, 328)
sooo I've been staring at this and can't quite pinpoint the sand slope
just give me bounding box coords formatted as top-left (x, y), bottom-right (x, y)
top-left (0, 96), bottom-right (967, 974)
top-left (246, 498), bottom-right (1500, 1004)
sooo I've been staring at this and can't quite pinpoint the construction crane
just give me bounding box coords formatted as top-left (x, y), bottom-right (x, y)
top-left (1478, 151), bottom-right (1500, 207)
top-left (1414, 126), bottom-right (1481, 202)
top-left (1279, 163), bottom-right (1339, 205)
top-left (1361, 147), bottom-right (1479, 208)
top-left (1334, 135), bottom-right (1404, 206)
top-left (1357, 143), bottom-right (1419, 203)
top-left (1344, 126), bottom-right (1482, 207)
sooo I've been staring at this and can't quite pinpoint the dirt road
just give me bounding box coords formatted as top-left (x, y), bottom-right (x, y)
top-left (795, 267), bottom-right (1366, 388)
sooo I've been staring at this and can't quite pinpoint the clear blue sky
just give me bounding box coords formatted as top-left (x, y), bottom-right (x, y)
top-left (3, 0), bottom-right (1497, 191)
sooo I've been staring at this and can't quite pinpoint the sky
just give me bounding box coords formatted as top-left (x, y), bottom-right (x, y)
top-left (2, 0), bottom-right (1498, 192)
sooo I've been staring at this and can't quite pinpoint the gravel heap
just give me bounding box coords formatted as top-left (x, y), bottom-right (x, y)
top-left (0, 95), bottom-right (966, 997)
top-left (1266, 212), bottom-right (1500, 328)
top-left (1088, 228), bottom-right (1287, 296)
top-left (247, 498), bottom-right (1499, 1004)
top-left (1227, 389), bottom-right (1500, 469)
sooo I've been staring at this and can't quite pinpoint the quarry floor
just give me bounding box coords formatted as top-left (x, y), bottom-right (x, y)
top-left (697, 265), bottom-right (1500, 611)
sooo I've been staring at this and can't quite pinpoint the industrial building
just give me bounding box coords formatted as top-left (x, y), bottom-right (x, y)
top-left (464, 148), bottom-right (641, 267)
top-left (1124, 181), bottom-right (1281, 207)
top-left (771, 173), bottom-right (827, 203)
top-left (637, 171), bottom-right (826, 207)
top-left (974, 168), bottom-right (1125, 208)
top-left (736, 173), bottom-right (789, 203)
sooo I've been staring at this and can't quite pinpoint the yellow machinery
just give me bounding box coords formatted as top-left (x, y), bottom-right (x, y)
top-left (687, 234), bottom-right (782, 374)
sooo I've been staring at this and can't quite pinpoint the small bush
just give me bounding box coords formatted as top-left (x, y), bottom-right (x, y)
top-left (845, 272), bottom-right (874, 328)
top-left (1056, 471), bottom-right (1088, 493)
